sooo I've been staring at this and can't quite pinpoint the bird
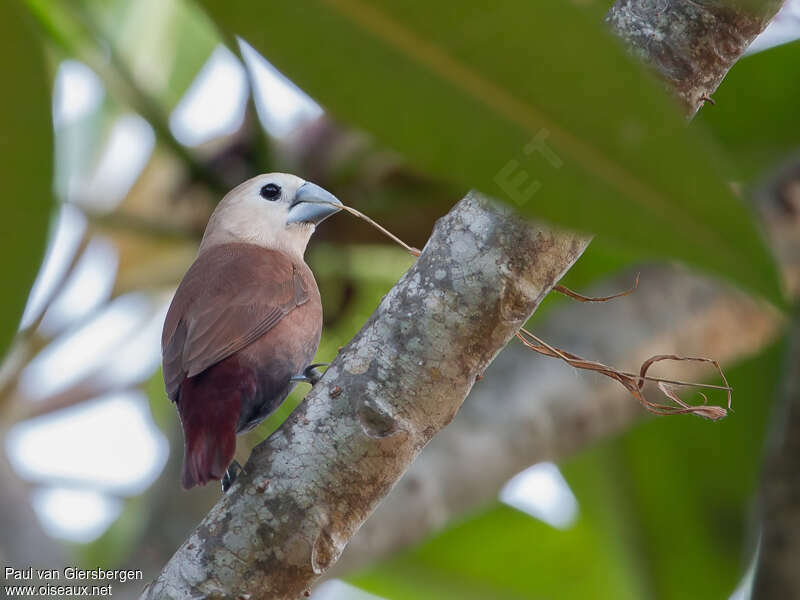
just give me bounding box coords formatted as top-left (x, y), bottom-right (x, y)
top-left (161, 173), bottom-right (342, 490)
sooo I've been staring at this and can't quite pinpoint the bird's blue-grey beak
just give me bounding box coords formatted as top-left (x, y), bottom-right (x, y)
top-left (287, 182), bottom-right (343, 225)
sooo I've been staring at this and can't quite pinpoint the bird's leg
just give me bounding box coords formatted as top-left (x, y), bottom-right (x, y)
top-left (221, 459), bottom-right (243, 493)
top-left (290, 363), bottom-right (330, 386)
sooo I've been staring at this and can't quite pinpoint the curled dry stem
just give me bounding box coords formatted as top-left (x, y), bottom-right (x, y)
top-left (334, 199), bottom-right (731, 421)
top-left (516, 328), bottom-right (730, 421)
top-left (554, 272), bottom-right (640, 302)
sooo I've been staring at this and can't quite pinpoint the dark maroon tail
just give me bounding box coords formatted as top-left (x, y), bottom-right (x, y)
top-left (177, 364), bottom-right (245, 489)
top-left (181, 427), bottom-right (236, 489)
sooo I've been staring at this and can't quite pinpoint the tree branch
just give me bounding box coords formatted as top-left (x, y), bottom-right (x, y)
top-left (144, 0), bottom-right (787, 596)
top-left (142, 194), bottom-right (589, 599)
top-left (606, 0), bottom-right (786, 116)
top-left (333, 265), bottom-right (783, 573)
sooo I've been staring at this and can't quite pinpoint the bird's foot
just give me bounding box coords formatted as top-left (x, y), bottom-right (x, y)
top-left (290, 363), bottom-right (330, 386)
top-left (221, 459), bottom-right (243, 493)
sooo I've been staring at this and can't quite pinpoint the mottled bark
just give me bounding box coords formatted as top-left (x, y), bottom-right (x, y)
top-left (607, 0), bottom-right (785, 116)
top-left (141, 195), bottom-right (589, 600)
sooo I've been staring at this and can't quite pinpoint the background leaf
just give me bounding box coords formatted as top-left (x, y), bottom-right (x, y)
top-left (198, 0), bottom-right (782, 304)
top-left (0, 0), bottom-right (54, 357)
top-left (352, 502), bottom-right (644, 600)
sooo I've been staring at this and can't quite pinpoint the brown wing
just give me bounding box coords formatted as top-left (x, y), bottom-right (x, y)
top-left (161, 243), bottom-right (308, 401)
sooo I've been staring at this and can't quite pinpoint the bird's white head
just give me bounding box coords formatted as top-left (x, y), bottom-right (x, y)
top-left (199, 173), bottom-right (343, 260)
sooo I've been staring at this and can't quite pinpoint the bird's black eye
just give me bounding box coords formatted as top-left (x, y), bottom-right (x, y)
top-left (260, 183), bottom-right (281, 201)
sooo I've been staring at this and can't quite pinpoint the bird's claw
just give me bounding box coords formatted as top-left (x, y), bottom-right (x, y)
top-left (290, 363), bottom-right (329, 386)
top-left (221, 459), bottom-right (243, 493)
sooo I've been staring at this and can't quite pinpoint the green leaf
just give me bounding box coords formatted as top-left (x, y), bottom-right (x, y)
top-left (352, 504), bottom-right (645, 600)
top-left (163, 0), bottom-right (220, 109)
top-left (697, 41), bottom-right (800, 182)
top-left (197, 0), bottom-right (782, 305)
top-left (0, 0), bottom-right (54, 357)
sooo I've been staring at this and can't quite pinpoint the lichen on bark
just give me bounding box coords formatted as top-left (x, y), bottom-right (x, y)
top-left (607, 0), bottom-right (785, 116)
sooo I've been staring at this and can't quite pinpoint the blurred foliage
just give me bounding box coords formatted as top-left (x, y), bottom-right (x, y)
top-left (74, 494), bottom-right (149, 570)
top-left (26, 0), bottom-right (225, 191)
top-left (697, 40), bottom-right (800, 183)
top-left (1, 0), bottom-right (797, 598)
top-left (199, 0), bottom-right (782, 304)
top-left (0, 0), bottom-right (54, 357)
top-left (145, 367), bottom-right (177, 432)
top-left (352, 342), bottom-right (783, 599)
top-left (91, 0), bottom-right (218, 111)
